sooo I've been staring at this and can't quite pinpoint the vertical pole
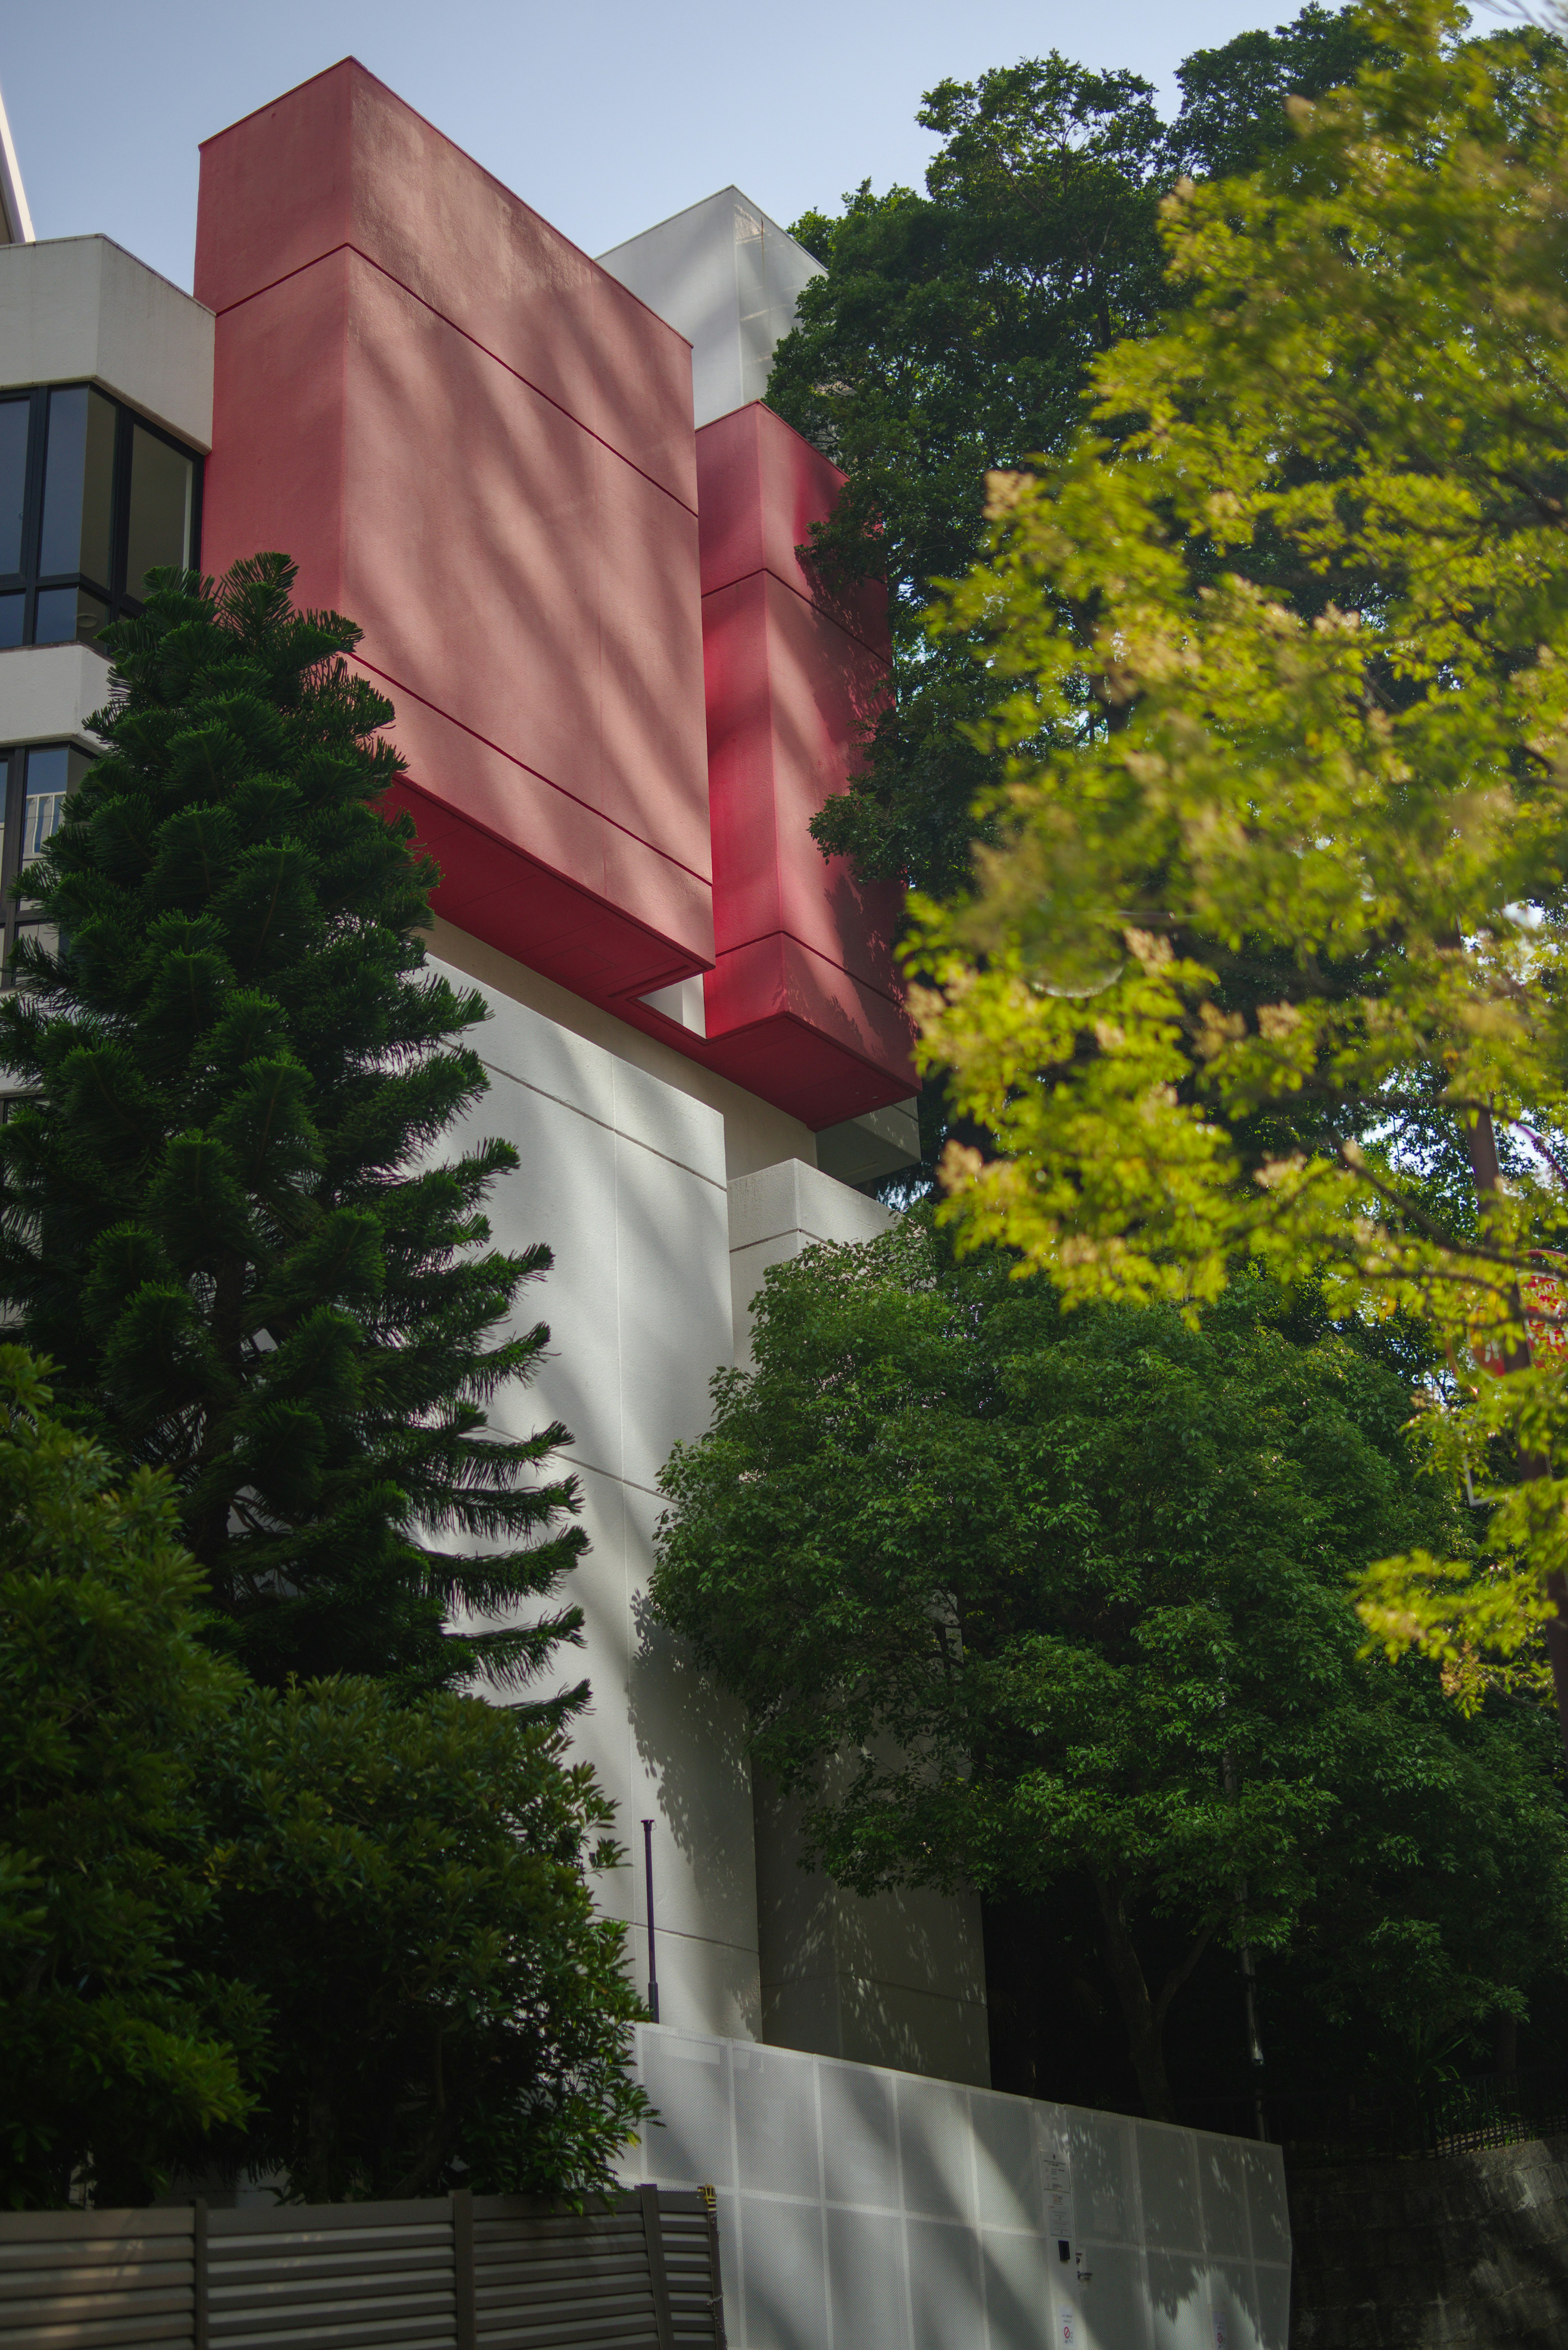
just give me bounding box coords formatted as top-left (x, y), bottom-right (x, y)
top-left (642, 1817), bottom-right (660, 2024)
top-left (700, 2183), bottom-right (728, 2349)
top-left (192, 2197), bottom-right (209, 2350)
top-left (1223, 1751), bottom-right (1267, 2141)
top-left (1240, 1942), bottom-right (1267, 2140)
top-left (452, 2185), bottom-right (476, 2350)
top-left (639, 2183), bottom-right (677, 2350)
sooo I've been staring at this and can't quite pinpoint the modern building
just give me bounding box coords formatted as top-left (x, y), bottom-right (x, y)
top-left (0, 63), bottom-right (1290, 2347)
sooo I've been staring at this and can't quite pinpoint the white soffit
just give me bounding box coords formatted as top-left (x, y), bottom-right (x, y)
top-left (598, 187), bottom-right (823, 429)
top-left (0, 79), bottom-right (36, 246)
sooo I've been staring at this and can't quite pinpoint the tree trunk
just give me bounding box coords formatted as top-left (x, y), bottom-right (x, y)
top-left (1461, 1108), bottom-right (1568, 1764)
top-left (1091, 1875), bottom-right (1178, 2123)
top-left (1494, 2009), bottom-right (1519, 2076)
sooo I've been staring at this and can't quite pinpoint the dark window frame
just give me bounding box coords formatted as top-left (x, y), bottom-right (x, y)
top-left (0, 383), bottom-right (204, 652)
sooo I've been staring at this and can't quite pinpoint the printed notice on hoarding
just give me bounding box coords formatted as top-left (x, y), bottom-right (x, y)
top-left (1042, 2145), bottom-right (1076, 2258)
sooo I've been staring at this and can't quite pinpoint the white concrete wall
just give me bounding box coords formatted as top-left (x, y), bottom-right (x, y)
top-left (433, 959), bottom-right (762, 2040)
top-left (0, 643), bottom-right (112, 748)
top-left (428, 915), bottom-right (817, 1183)
top-left (597, 188), bottom-right (823, 429)
top-left (727, 1155), bottom-right (893, 1367)
top-left (0, 235), bottom-right (214, 448)
top-left (621, 2023), bottom-right (1293, 2350)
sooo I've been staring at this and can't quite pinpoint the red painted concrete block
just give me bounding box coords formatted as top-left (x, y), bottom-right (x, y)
top-left (690, 401), bottom-right (915, 1120)
top-left (195, 59), bottom-right (713, 1002)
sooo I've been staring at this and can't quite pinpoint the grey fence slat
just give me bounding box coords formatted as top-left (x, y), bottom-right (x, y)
top-left (0, 2264), bottom-right (192, 2299)
top-left (0, 2325), bottom-right (192, 2350)
top-left (209, 2259), bottom-right (451, 2298)
top-left (192, 2205), bottom-right (207, 2350)
top-left (638, 2189), bottom-right (675, 2350)
top-left (0, 2218), bottom-right (193, 2249)
top-left (208, 2207), bottom-right (447, 2238)
top-left (0, 2186), bottom-right (725, 2350)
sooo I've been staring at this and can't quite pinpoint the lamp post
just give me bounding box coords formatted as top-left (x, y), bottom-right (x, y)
top-left (641, 1817), bottom-right (660, 2024)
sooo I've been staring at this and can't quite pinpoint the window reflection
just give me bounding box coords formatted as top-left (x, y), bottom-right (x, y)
top-left (33, 585), bottom-right (107, 647)
top-left (0, 401), bottom-right (27, 576)
top-left (0, 743), bottom-right (89, 983)
top-left (22, 746), bottom-right (69, 867)
top-left (39, 386), bottom-right (116, 587)
top-left (126, 424), bottom-right (193, 595)
top-left (0, 384), bottom-right (200, 653)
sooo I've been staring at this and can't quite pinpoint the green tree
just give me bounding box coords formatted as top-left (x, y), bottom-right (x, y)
top-left (0, 556), bottom-right (585, 1694)
top-left (770, 58), bottom-right (1172, 907)
top-left (650, 1226), bottom-right (1563, 2118)
top-left (766, 7), bottom-right (1378, 912)
top-left (909, 0), bottom-right (1568, 1730)
top-left (0, 1347), bottom-right (258, 2209)
top-left (191, 1677), bottom-right (647, 2202)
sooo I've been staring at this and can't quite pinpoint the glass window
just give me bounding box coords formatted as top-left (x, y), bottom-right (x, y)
top-left (0, 386), bottom-right (199, 652)
top-left (38, 386), bottom-right (115, 586)
top-left (0, 744), bottom-right (89, 983)
top-left (33, 584), bottom-right (107, 647)
top-left (125, 423), bottom-right (193, 598)
top-left (0, 400), bottom-right (27, 576)
top-left (21, 745), bottom-right (70, 867)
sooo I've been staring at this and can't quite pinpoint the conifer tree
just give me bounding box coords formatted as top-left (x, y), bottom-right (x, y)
top-left (0, 555), bottom-right (586, 1696)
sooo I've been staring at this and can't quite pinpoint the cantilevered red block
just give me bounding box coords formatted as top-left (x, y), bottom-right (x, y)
top-left (194, 59), bottom-right (713, 1001)
top-left (688, 401), bottom-right (915, 1121)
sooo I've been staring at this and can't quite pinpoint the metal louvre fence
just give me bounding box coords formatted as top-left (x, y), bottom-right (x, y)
top-left (0, 2183), bottom-right (726, 2350)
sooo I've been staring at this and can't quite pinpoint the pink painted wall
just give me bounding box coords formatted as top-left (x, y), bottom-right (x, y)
top-left (195, 59), bottom-right (713, 1003)
top-left (690, 402), bottom-right (914, 1123)
top-left (194, 60), bottom-right (913, 1122)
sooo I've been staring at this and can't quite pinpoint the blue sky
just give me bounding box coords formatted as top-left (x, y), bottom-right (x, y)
top-left (5, 0), bottom-right (1294, 290)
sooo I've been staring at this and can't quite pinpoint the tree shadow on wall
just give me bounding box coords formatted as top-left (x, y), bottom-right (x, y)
top-left (627, 1588), bottom-right (759, 2031)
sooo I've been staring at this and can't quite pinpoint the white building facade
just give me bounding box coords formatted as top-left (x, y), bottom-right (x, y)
top-left (0, 68), bottom-right (1291, 2347)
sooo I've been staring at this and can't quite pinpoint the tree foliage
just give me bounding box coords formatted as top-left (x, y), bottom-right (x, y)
top-left (909, 0), bottom-right (1568, 1707)
top-left (650, 1227), bottom-right (1568, 2116)
top-left (0, 556), bottom-right (585, 1695)
top-left (0, 1348), bottom-right (257, 2209)
top-left (766, 7), bottom-right (1378, 904)
top-left (191, 1678), bottom-right (648, 2203)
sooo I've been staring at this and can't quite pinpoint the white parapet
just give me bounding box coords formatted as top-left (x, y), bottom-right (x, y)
top-left (0, 641), bottom-right (114, 748)
top-left (0, 234), bottom-right (214, 448)
top-left (728, 1155), bottom-right (893, 1366)
top-left (621, 2022), bottom-right (1293, 2350)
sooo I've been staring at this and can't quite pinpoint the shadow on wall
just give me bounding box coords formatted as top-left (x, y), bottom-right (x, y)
top-left (751, 1770), bottom-right (988, 2082)
top-left (1289, 2135), bottom-right (1568, 2348)
top-left (628, 1586), bottom-right (757, 1950)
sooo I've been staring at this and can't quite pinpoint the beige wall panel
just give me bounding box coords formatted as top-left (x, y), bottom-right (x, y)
top-left (0, 642), bottom-right (112, 747)
top-left (0, 236), bottom-right (214, 447)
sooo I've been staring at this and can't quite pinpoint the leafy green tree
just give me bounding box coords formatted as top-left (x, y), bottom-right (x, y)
top-left (1172, 2), bottom-right (1379, 179)
top-left (651, 1226), bottom-right (1568, 2118)
top-left (770, 59), bottom-right (1172, 907)
top-left (766, 7), bottom-right (1377, 910)
top-left (0, 556), bottom-right (585, 1694)
top-left (0, 1347), bottom-right (258, 2209)
top-left (191, 1677), bottom-right (647, 2202)
top-left (909, 0), bottom-right (1568, 1733)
